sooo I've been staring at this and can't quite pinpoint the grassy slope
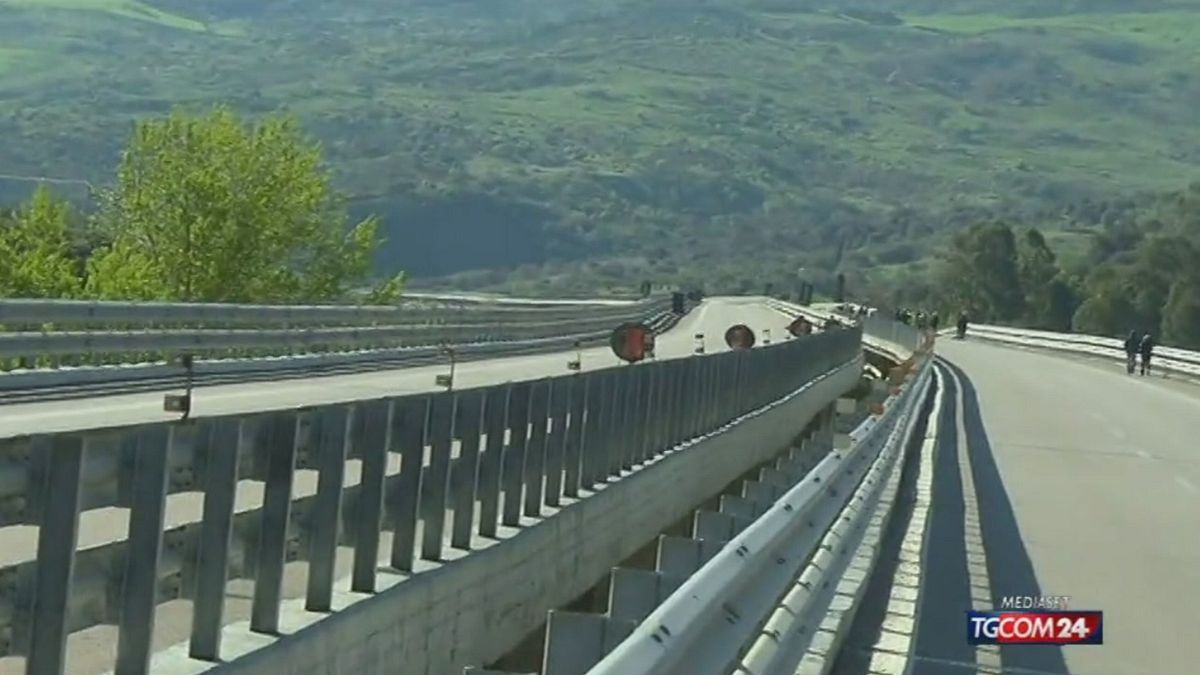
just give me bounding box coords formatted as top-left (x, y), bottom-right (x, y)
top-left (2, 0), bottom-right (1199, 295)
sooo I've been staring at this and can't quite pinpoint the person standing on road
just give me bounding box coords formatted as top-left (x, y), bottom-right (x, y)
top-left (1124, 330), bottom-right (1141, 375)
top-left (1139, 332), bottom-right (1156, 376)
top-left (930, 312), bottom-right (940, 332)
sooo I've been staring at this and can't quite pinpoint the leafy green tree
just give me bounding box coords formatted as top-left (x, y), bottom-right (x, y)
top-left (85, 106), bottom-right (402, 303)
top-left (1124, 236), bottom-right (1196, 332)
top-left (1071, 268), bottom-right (1136, 336)
top-left (0, 185), bottom-right (82, 298)
top-left (1018, 228), bottom-right (1077, 330)
top-left (935, 221), bottom-right (1024, 321)
top-left (1161, 276), bottom-right (1200, 349)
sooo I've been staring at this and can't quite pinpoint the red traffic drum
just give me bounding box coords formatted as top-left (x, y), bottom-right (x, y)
top-left (724, 324), bottom-right (756, 350)
top-left (611, 322), bottom-right (655, 363)
top-left (788, 317), bottom-right (813, 337)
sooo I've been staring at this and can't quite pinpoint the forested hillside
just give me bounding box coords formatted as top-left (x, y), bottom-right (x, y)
top-left (925, 181), bottom-right (1200, 348)
top-left (2, 0), bottom-right (1200, 306)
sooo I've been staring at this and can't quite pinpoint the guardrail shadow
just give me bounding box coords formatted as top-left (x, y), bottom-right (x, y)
top-left (910, 365), bottom-right (978, 674)
top-left (829, 368), bottom-right (939, 675)
top-left (941, 360), bottom-right (1071, 675)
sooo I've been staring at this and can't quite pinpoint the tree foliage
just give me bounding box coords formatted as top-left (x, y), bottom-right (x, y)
top-left (1162, 276), bottom-right (1200, 349)
top-left (84, 106), bottom-right (402, 303)
top-left (935, 221), bottom-right (1025, 321)
top-left (929, 184), bottom-right (1200, 349)
top-left (1017, 228), bottom-right (1076, 331)
top-left (0, 185), bottom-right (81, 298)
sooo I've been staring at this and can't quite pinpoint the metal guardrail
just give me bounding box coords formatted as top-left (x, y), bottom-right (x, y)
top-left (763, 299), bottom-right (924, 357)
top-left (584, 321), bottom-right (934, 675)
top-left (0, 326), bottom-right (863, 675)
top-left (967, 324), bottom-right (1200, 378)
top-left (0, 296), bottom-right (653, 327)
top-left (0, 296), bottom-right (678, 401)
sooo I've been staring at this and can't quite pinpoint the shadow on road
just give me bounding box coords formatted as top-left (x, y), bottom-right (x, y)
top-left (942, 360), bottom-right (1071, 674)
top-left (908, 364), bottom-right (980, 675)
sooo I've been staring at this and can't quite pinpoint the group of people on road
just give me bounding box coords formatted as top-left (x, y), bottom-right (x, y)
top-left (1124, 330), bottom-right (1156, 376)
top-left (894, 307), bottom-right (973, 338)
top-left (891, 304), bottom-right (1158, 374)
top-left (895, 308), bottom-right (942, 331)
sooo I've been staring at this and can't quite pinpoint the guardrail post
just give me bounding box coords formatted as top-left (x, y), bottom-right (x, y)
top-left (672, 357), bottom-right (691, 446)
top-left (562, 374), bottom-right (587, 499)
top-left (422, 392), bottom-right (456, 561)
top-left (544, 378), bottom-right (569, 508)
top-left (502, 383), bottom-right (531, 527)
top-left (190, 418), bottom-right (242, 660)
top-left (645, 364), bottom-right (664, 460)
top-left (306, 405), bottom-right (352, 611)
top-left (579, 372), bottom-right (605, 492)
top-left (731, 352), bottom-right (747, 419)
top-left (608, 568), bottom-right (661, 623)
top-left (656, 535), bottom-right (703, 578)
top-left (719, 494), bottom-right (756, 532)
top-left (390, 396), bottom-right (429, 571)
top-left (250, 412), bottom-right (300, 635)
top-left (624, 366), bottom-right (641, 466)
top-left (605, 372), bottom-right (625, 479)
top-left (478, 385), bottom-right (509, 539)
top-left (523, 381), bottom-right (551, 517)
top-left (697, 355), bottom-right (711, 437)
top-left (709, 355), bottom-right (723, 428)
top-left (742, 481), bottom-right (777, 515)
top-left (351, 400), bottom-right (392, 593)
top-left (25, 434), bottom-right (85, 675)
top-left (620, 369), bottom-right (642, 470)
top-left (684, 358), bottom-right (701, 440)
top-left (641, 364), bottom-right (659, 462)
top-left (627, 367), bottom-right (647, 467)
top-left (450, 390), bottom-right (484, 550)
top-left (542, 611), bottom-right (632, 675)
top-left (114, 425), bottom-right (171, 675)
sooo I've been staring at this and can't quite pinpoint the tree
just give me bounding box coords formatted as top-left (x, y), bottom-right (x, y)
top-left (1018, 227), bottom-right (1076, 330)
top-left (1071, 270), bottom-right (1135, 337)
top-left (935, 221), bottom-right (1024, 321)
top-left (1161, 276), bottom-right (1200, 349)
top-left (0, 185), bottom-right (82, 298)
top-left (1124, 236), bottom-right (1196, 332)
top-left (85, 106), bottom-right (402, 303)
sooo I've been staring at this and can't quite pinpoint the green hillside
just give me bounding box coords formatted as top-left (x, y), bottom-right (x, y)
top-left (2, 0), bottom-right (1200, 296)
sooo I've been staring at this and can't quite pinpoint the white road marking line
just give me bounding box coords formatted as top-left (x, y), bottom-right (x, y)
top-left (1135, 450), bottom-right (1152, 460)
top-left (1176, 476), bottom-right (1198, 494)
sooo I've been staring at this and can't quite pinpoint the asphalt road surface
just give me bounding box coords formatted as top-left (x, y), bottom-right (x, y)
top-left (0, 296), bottom-right (802, 675)
top-left (836, 337), bottom-right (1199, 675)
top-left (0, 296), bottom-right (803, 440)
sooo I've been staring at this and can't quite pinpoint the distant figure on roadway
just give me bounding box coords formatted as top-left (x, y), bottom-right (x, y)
top-left (955, 311), bottom-right (969, 339)
top-left (1139, 332), bottom-right (1155, 376)
top-left (1124, 330), bottom-right (1141, 374)
top-left (930, 312), bottom-right (940, 331)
